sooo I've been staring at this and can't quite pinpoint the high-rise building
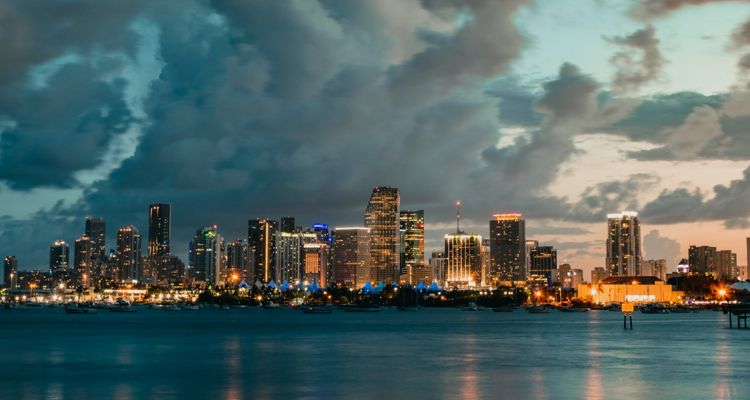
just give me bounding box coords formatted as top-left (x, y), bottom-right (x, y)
top-left (364, 186), bottom-right (400, 284)
top-left (642, 259), bottom-right (667, 281)
top-left (591, 267), bottom-right (609, 284)
top-left (280, 217), bottom-right (296, 233)
top-left (189, 226), bottom-right (224, 286)
top-left (3, 256), bottom-right (17, 289)
top-left (332, 227), bottom-right (371, 288)
top-left (85, 217), bottom-right (106, 282)
top-left (716, 250), bottom-right (737, 279)
top-left (248, 218), bottom-right (278, 282)
top-left (148, 203), bottom-right (171, 260)
top-left (606, 211), bottom-right (642, 276)
top-left (49, 240), bottom-right (70, 281)
top-left (429, 252), bottom-right (447, 287)
top-left (226, 239), bottom-right (251, 284)
top-left (489, 213), bottom-right (526, 282)
top-left (275, 231), bottom-right (318, 283)
top-left (529, 245), bottom-right (557, 286)
top-left (116, 226), bottom-right (142, 283)
top-left (313, 223), bottom-right (331, 244)
top-left (155, 255), bottom-right (186, 287)
top-left (688, 245), bottom-right (716, 275)
top-left (304, 243), bottom-right (330, 287)
top-left (73, 235), bottom-right (94, 288)
top-left (399, 210), bottom-right (424, 274)
top-left (444, 232), bottom-right (482, 287)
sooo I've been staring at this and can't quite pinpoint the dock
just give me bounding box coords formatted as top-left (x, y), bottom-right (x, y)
top-left (722, 304), bottom-right (750, 329)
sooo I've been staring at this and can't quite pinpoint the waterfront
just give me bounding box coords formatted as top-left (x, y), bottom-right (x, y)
top-left (0, 308), bottom-right (747, 400)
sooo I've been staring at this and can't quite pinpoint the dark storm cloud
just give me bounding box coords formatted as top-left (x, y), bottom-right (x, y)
top-left (485, 78), bottom-right (544, 127)
top-left (640, 165), bottom-right (750, 227)
top-left (569, 174), bottom-right (660, 222)
top-left (605, 25), bottom-right (665, 92)
top-left (0, 0), bottom-right (148, 189)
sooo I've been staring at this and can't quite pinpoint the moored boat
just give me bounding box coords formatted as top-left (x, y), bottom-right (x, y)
top-left (64, 304), bottom-right (98, 314)
top-left (492, 305), bottom-right (513, 312)
top-left (527, 306), bottom-right (549, 314)
top-left (302, 305), bottom-right (333, 314)
top-left (342, 304), bottom-right (382, 312)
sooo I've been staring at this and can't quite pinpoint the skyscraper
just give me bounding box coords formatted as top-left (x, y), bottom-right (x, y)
top-left (275, 231), bottom-right (317, 283)
top-left (248, 218), bottom-right (278, 282)
top-left (189, 225), bottom-right (224, 286)
top-left (429, 252), bottom-right (447, 287)
top-left (529, 245), bottom-right (557, 286)
top-left (313, 223), bottom-right (331, 244)
top-left (444, 232), bottom-right (482, 287)
top-left (364, 186), bottom-right (400, 283)
top-left (116, 226), bottom-right (142, 282)
top-left (399, 210), bottom-right (424, 274)
top-left (226, 239), bottom-right (251, 283)
top-left (332, 227), bottom-right (371, 288)
top-left (606, 211), bottom-right (642, 276)
top-left (4, 256), bottom-right (17, 289)
top-left (642, 259), bottom-right (667, 281)
top-left (303, 243), bottom-right (330, 287)
top-left (489, 213), bottom-right (526, 282)
top-left (73, 235), bottom-right (93, 287)
top-left (85, 217), bottom-right (106, 283)
top-left (148, 203), bottom-right (171, 261)
top-left (280, 216), bottom-right (296, 233)
top-left (49, 240), bottom-right (70, 281)
top-left (688, 245), bottom-right (716, 275)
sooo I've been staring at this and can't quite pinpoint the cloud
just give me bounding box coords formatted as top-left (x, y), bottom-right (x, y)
top-left (606, 25), bottom-right (666, 92)
top-left (643, 229), bottom-right (682, 263)
top-left (630, 0), bottom-right (740, 20)
top-left (569, 174), bottom-right (661, 222)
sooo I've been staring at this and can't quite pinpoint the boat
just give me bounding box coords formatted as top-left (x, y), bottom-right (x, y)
top-left (180, 302), bottom-right (201, 311)
top-left (220, 305), bottom-right (231, 310)
top-left (527, 306), bottom-right (549, 314)
top-left (302, 305), bottom-right (333, 314)
top-left (640, 304), bottom-right (670, 314)
top-left (559, 306), bottom-right (590, 312)
top-left (64, 304), bottom-right (98, 314)
top-left (462, 302), bottom-right (483, 311)
top-left (162, 303), bottom-right (182, 311)
top-left (262, 302), bottom-right (280, 309)
top-left (492, 305), bottom-right (513, 312)
top-left (109, 298), bottom-right (136, 313)
top-left (398, 306), bottom-right (420, 311)
top-left (342, 304), bottom-right (382, 312)
top-left (4, 303), bottom-right (28, 310)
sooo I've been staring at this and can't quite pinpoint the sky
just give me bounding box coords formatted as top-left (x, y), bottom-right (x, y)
top-left (2, 0), bottom-right (750, 278)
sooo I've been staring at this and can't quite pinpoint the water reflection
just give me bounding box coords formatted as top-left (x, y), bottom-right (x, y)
top-left (586, 314), bottom-right (603, 400)
top-left (224, 335), bottom-right (242, 400)
top-left (713, 328), bottom-right (733, 399)
top-left (459, 335), bottom-right (479, 400)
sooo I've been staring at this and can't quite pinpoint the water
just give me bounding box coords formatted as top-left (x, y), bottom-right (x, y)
top-left (0, 307), bottom-right (747, 400)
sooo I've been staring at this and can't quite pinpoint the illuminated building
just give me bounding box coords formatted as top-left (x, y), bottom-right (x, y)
top-left (364, 186), bottom-right (400, 284)
top-left (280, 216), bottom-right (296, 233)
top-left (688, 245), bottom-right (716, 275)
top-left (399, 210), bottom-right (424, 274)
top-left (275, 231), bottom-right (317, 283)
top-left (304, 243), bottom-right (330, 287)
top-left (248, 218), bottom-right (278, 282)
top-left (116, 226), bottom-right (142, 283)
top-left (332, 227), bottom-right (370, 288)
top-left (676, 258), bottom-right (689, 274)
top-left (606, 211), bottom-right (642, 276)
top-left (555, 264), bottom-right (582, 289)
top-left (716, 250), bottom-right (737, 279)
top-left (444, 232), bottom-right (482, 287)
top-left (313, 223), bottom-right (331, 244)
top-left (226, 239), bottom-right (251, 283)
top-left (580, 276), bottom-right (683, 304)
top-left (190, 226), bottom-right (224, 286)
top-left (529, 245), bottom-right (557, 286)
top-left (429, 252), bottom-right (447, 287)
top-left (489, 213), bottom-right (526, 282)
top-left (85, 217), bottom-right (106, 282)
top-left (148, 204), bottom-right (171, 282)
top-left (642, 259), bottom-right (667, 281)
top-left (73, 235), bottom-right (93, 288)
top-left (3, 256), bottom-right (17, 289)
top-left (155, 255), bottom-right (186, 287)
top-left (49, 240), bottom-right (70, 283)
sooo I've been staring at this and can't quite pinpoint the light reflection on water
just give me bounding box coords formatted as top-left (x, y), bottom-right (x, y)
top-left (0, 308), bottom-right (748, 399)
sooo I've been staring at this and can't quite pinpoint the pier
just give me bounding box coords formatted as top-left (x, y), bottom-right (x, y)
top-left (722, 304), bottom-right (750, 329)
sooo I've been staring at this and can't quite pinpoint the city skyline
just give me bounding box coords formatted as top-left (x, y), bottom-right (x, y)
top-left (3, 1), bottom-right (750, 275)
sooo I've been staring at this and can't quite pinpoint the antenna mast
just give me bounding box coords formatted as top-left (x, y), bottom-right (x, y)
top-left (456, 200), bottom-right (461, 233)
